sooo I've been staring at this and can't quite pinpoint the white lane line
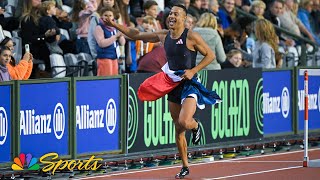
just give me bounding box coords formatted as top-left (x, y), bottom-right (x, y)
top-left (222, 160), bottom-right (301, 163)
top-left (79, 148), bottom-right (319, 179)
top-left (202, 166), bottom-right (302, 180)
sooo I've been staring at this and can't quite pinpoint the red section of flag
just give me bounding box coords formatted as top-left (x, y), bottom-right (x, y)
top-left (138, 72), bottom-right (180, 101)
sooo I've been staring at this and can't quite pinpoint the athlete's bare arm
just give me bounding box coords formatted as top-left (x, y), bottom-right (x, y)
top-left (182, 31), bottom-right (215, 79)
top-left (105, 18), bottom-right (168, 43)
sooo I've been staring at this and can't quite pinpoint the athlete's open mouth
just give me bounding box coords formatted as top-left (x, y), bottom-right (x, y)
top-left (169, 19), bottom-right (176, 26)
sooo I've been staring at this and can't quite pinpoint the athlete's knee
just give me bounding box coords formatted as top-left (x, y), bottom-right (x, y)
top-left (177, 116), bottom-right (193, 129)
top-left (175, 124), bottom-right (185, 135)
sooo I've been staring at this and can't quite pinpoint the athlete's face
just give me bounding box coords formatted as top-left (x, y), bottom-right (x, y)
top-left (168, 7), bottom-right (186, 29)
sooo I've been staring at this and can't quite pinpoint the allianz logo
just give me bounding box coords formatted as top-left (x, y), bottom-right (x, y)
top-left (76, 98), bottom-right (117, 134)
top-left (20, 103), bottom-right (65, 140)
top-left (263, 87), bottom-right (290, 118)
top-left (298, 87), bottom-right (320, 111)
top-left (0, 107), bottom-right (8, 145)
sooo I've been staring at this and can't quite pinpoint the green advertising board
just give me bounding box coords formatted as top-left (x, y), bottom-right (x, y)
top-left (128, 68), bottom-right (263, 153)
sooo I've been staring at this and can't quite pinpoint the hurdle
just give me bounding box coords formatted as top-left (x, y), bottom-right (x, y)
top-left (300, 69), bottom-right (320, 167)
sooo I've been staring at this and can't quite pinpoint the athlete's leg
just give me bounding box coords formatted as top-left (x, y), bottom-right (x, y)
top-left (179, 98), bottom-right (198, 130)
top-left (169, 98), bottom-right (198, 168)
top-left (169, 101), bottom-right (188, 168)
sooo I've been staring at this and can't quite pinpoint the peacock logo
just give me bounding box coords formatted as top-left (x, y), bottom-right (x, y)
top-left (11, 153), bottom-right (40, 171)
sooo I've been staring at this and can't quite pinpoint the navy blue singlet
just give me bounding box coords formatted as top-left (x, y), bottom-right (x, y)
top-left (164, 28), bottom-right (197, 71)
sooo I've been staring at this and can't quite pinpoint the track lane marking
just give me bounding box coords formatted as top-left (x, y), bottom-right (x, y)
top-left (202, 166), bottom-right (302, 180)
top-left (79, 148), bottom-right (320, 179)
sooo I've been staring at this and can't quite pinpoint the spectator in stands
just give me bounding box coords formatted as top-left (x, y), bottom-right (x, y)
top-left (0, 0), bottom-right (19, 32)
top-left (143, 0), bottom-right (162, 31)
top-left (44, 0), bottom-right (71, 23)
top-left (223, 16), bottom-right (255, 56)
top-left (209, 0), bottom-right (220, 17)
top-left (0, 37), bottom-right (33, 80)
top-left (200, 0), bottom-right (213, 13)
top-left (221, 49), bottom-right (243, 68)
top-left (188, 0), bottom-right (202, 20)
top-left (87, 0), bottom-right (105, 59)
top-left (193, 13), bottom-right (226, 70)
top-left (242, 0), bottom-right (252, 12)
top-left (250, 0), bottom-right (266, 19)
top-left (118, 0), bottom-right (135, 73)
top-left (311, 0), bottom-right (320, 34)
top-left (94, 6), bottom-right (125, 76)
top-left (264, 0), bottom-right (295, 47)
top-left (0, 46), bottom-right (12, 82)
top-left (209, 0), bottom-right (223, 36)
top-left (218, 0), bottom-right (237, 29)
top-left (39, 1), bottom-right (64, 54)
top-left (136, 16), bottom-right (157, 60)
top-left (74, 0), bottom-right (97, 54)
top-left (185, 0), bottom-right (191, 9)
top-left (298, 0), bottom-right (320, 45)
top-left (63, 0), bottom-right (75, 7)
top-left (185, 14), bottom-right (197, 29)
top-left (279, 0), bottom-right (315, 43)
top-left (20, 0), bottom-right (53, 78)
top-left (253, 19), bottom-right (279, 68)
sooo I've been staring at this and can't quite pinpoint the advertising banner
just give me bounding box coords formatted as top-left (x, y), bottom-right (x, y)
top-left (263, 71), bottom-right (293, 134)
top-left (76, 79), bottom-right (121, 154)
top-left (297, 70), bottom-right (320, 130)
top-left (20, 82), bottom-right (69, 157)
top-left (128, 68), bottom-right (263, 153)
top-left (0, 85), bottom-right (11, 163)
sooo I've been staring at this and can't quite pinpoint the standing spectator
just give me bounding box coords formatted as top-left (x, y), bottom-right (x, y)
top-left (143, 0), bottom-right (162, 31)
top-left (253, 19), bottom-right (278, 68)
top-left (39, 1), bottom-right (64, 55)
top-left (193, 13), bottom-right (226, 70)
top-left (20, 0), bottom-right (53, 78)
top-left (118, 0), bottom-right (136, 73)
top-left (0, 46), bottom-right (12, 82)
top-left (87, 0), bottom-right (105, 59)
top-left (188, 0), bottom-right (202, 20)
top-left (0, 37), bottom-right (33, 80)
top-left (75, 0), bottom-right (97, 54)
top-left (94, 7), bottom-right (125, 76)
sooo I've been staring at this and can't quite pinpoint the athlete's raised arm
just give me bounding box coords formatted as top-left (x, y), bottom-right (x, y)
top-left (105, 18), bottom-right (168, 43)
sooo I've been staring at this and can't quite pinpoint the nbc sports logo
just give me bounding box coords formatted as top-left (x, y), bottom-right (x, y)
top-left (12, 153), bottom-right (40, 171)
